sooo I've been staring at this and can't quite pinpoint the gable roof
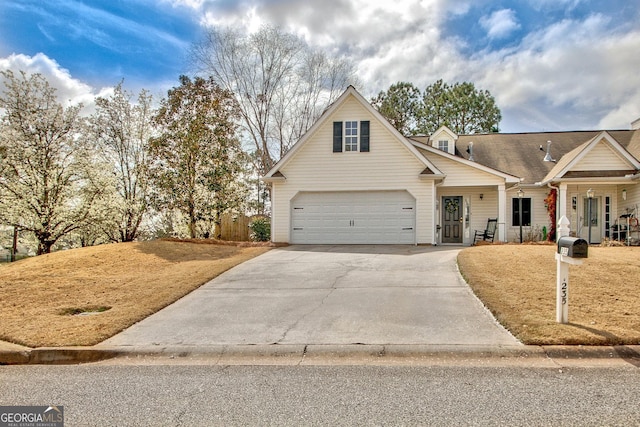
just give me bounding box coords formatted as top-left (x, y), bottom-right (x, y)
top-left (431, 126), bottom-right (459, 141)
top-left (410, 139), bottom-right (521, 183)
top-left (412, 130), bottom-right (640, 185)
top-left (264, 86), bottom-right (443, 180)
top-left (540, 131), bottom-right (640, 183)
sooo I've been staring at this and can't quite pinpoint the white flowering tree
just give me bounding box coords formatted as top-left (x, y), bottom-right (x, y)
top-left (0, 70), bottom-right (102, 254)
top-left (90, 82), bottom-right (155, 242)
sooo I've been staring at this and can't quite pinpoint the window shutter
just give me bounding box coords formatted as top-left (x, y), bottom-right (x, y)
top-left (333, 122), bottom-right (343, 152)
top-left (360, 120), bottom-right (370, 152)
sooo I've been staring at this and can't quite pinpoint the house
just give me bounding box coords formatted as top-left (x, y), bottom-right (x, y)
top-left (263, 86), bottom-right (640, 245)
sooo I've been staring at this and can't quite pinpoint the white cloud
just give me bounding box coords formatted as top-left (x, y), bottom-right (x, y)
top-left (480, 9), bottom-right (520, 39)
top-left (142, 1), bottom-right (640, 131)
top-left (473, 14), bottom-right (640, 130)
top-left (527, 0), bottom-right (583, 11)
top-left (0, 53), bottom-right (111, 113)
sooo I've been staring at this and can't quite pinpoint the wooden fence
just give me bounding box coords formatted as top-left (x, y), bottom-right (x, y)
top-left (220, 214), bottom-right (266, 241)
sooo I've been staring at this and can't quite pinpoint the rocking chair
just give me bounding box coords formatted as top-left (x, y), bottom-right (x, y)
top-left (473, 218), bottom-right (497, 244)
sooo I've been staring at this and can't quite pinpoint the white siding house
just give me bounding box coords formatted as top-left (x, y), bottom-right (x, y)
top-left (264, 86), bottom-right (640, 246)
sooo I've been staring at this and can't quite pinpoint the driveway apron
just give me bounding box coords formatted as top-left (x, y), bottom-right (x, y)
top-left (101, 245), bottom-right (519, 347)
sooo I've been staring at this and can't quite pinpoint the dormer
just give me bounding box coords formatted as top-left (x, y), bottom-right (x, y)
top-left (430, 126), bottom-right (458, 155)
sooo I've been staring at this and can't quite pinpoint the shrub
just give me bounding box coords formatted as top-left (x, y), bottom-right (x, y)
top-left (248, 217), bottom-right (271, 242)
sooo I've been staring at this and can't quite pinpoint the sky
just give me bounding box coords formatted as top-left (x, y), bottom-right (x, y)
top-left (0, 0), bottom-right (639, 133)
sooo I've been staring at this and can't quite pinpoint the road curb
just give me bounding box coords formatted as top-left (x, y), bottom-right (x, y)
top-left (2, 344), bottom-right (639, 365)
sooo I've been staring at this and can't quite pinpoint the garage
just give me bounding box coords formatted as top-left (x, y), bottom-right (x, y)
top-left (290, 191), bottom-right (416, 244)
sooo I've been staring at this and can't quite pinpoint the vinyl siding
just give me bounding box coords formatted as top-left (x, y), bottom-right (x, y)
top-left (426, 154), bottom-right (505, 187)
top-left (572, 141), bottom-right (631, 171)
top-left (434, 187), bottom-right (558, 243)
top-left (437, 187), bottom-right (498, 245)
top-left (271, 94), bottom-right (434, 243)
top-left (619, 185), bottom-right (640, 218)
top-left (565, 185), bottom-right (618, 239)
top-left (506, 187), bottom-right (551, 242)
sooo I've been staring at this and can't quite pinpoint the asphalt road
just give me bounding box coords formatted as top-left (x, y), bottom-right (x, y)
top-left (1, 363), bottom-right (638, 426)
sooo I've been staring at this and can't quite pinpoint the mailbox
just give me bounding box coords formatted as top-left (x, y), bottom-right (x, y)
top-left (557, 237), bottom-right (588, 258)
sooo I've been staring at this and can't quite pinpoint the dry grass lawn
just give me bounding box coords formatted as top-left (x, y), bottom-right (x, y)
top-left (0, 239), bottom-right (270, 347)
top-left (458, 244), bottom-right (640, 345)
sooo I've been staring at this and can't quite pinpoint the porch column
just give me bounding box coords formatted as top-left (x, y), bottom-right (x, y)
top-left (558, 184), bottom-right (568, 237)
top-left (432, 182), bottom-right (438, 245)
top-left (497, 184), bottom-right (507, 242)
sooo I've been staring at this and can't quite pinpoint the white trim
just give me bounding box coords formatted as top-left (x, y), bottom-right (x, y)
top-left (262, 176), bottom-right (286, 183)
top-left (553, 177), bottom-right (639, 184)
top-left (498, 184), bottom-right (506, 242)
top-left (558, 183), bottom-right (568, 224)
top-left (432, 126), bottom-right (459, 141)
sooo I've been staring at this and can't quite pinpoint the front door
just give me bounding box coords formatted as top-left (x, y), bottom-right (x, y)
top-left (442, 196), bottom-right (463, 244)
top-left (583, 196), bottom-right (601, 243)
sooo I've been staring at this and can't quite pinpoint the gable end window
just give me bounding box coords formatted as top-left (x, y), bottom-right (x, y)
top-left (438, 140), bottom-right (449, 152)
top-left (512, 197), bottom-right (532, 226)
top-left (345, 121), bottom-right (358, 151)
top-left (332, 121), bottom-right (370, 153)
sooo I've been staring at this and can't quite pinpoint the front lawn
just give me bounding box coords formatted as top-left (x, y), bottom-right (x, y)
top-left (458, 244), bottom-right (640, 345)
top-left (0, 239), bottom-right (270, 347)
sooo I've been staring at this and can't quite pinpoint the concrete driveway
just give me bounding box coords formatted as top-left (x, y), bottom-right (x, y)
top-left (101, 245), bottom-right (519, 347)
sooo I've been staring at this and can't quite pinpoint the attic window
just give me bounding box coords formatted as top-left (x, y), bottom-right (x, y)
top-left (333, 121), bottom-right (370, 153)
top-left (345, 121), bottom-right (358, 151)
top-left (438, 140), bottom-right (449, 152)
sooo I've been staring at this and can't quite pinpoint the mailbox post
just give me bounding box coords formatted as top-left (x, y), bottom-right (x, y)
top-left (555, 232), bottom-right (588, 323)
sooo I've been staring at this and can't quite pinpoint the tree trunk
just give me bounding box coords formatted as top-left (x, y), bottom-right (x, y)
top-left (214, 211), bottom-right (222, 240)
top-left (37, 240), bottom-right (55, 255)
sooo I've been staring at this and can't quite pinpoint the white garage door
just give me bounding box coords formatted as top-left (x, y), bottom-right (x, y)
top-left (291, 191), bottom-right (416, 244)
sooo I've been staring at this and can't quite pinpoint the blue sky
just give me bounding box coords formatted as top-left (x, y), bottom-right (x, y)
top-left (1, 0), bottom-right (639, 132)
top-left (0, 0), bottom-right (197, 88)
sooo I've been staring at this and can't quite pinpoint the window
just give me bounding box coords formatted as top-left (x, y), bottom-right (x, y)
top-left (512, 197), bottom-right (531, 226)
top-left (438, 140), bottom-right (449, 152)
top-left (333, 121), bottom-right (370, 153)
top-left (345, 121), bottom-right (358, 151)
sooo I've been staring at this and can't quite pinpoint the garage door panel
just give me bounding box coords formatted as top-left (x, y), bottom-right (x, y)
top-left (291, 191), bottom-right (416, 244)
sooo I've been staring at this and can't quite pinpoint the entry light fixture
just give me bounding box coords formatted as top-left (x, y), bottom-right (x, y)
top-left (622, 189), bottom-right (627, 201)
top-left (479, 193), bottom-right (484, 200)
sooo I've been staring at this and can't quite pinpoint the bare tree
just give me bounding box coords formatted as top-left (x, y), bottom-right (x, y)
top-left (90, 82), bottom-right (154, 242)
top-left (190, 25), bottom-right (355, 175)
top-left (0, 71), bottom-right (102, 254)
